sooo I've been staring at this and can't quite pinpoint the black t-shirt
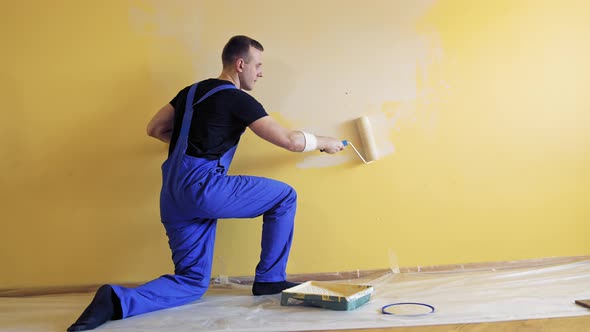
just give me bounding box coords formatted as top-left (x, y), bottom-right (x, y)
top-left (168, 79), bottom-right (268, 159)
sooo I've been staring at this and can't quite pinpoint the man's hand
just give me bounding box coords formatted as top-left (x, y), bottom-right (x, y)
top-left (318, 137), bottom-right (345, 154)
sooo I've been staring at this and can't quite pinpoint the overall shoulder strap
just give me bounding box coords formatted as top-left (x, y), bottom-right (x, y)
top-left (179, 83), bottom-right (237, 140)
top-left (193, 84), bottom-right (237, 106)
top-left (173, 82), bottom-right (238, 157)
top-left (178, 83), bottom-right (198, 141)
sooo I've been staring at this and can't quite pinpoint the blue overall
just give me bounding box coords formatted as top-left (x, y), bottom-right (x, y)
top-left (110, 83), bottom-right (297, 319)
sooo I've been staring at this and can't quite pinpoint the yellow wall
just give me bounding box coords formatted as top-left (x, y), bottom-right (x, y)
top-left (1, 0), bottom-right (589, 288)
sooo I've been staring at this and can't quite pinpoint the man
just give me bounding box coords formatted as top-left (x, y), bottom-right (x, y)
top-left (67, 35), bottom-right (344, 331)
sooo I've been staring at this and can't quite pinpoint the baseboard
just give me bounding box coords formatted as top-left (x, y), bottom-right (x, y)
top-left (2, 255), bottom-right (588, 297)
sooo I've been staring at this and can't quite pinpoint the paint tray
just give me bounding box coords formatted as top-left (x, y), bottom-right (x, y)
top-left (280, 281), bottom-right (374, 311)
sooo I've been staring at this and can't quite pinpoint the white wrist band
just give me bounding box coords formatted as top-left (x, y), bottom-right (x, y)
top-left (301, 131), bottom-right (318, 152)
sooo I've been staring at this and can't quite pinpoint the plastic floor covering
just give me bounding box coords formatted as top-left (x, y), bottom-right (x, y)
top-left (2, 260), bottom-right (590, 332)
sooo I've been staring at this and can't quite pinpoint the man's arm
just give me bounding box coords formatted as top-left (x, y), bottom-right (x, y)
top-left (248, 116), bottom-right (344, 153)
top-left (147, 103), bottom-right (175, 143)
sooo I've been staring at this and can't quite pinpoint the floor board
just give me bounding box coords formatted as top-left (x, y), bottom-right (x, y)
top-left (310, 315), bottom-right (590, 332)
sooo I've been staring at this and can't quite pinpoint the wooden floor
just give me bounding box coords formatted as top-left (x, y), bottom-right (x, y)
top-left (311, 315), bottom-right (590, 332)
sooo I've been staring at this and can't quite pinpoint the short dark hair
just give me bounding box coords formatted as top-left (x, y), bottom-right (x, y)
top-left (221, 35), bottom-right (264, 67)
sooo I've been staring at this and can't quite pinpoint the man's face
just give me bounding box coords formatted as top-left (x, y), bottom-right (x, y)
top-left (239, 46), bottom-right (263, 91)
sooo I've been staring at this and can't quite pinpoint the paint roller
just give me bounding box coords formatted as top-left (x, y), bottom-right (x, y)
top-left (343, 116), bottom-right (379, 164)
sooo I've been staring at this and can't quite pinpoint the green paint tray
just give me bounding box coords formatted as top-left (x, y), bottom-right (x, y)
top-left (280, 281), bottom-right (374, 311)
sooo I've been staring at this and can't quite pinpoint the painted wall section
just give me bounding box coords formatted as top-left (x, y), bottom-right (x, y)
top-left (1, 0), bottom-right (588, 288)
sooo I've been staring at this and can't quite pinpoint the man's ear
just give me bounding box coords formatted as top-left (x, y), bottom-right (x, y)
top-left (236, 58), bottom-right (245, 73)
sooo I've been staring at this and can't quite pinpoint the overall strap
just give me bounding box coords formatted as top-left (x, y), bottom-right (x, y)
top-left (178, 83), bottom-right (198, 141)
top-left (178, 83), bottom-right (237, 143)
top-left (193, 84), bottom-right (237, 106)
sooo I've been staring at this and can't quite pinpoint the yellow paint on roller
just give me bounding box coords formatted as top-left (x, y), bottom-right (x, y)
top-left (355, 116), bottom-right (379, 162)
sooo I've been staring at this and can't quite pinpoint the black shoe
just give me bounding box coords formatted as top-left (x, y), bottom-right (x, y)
top-left (67, 285), bottom-right (121, 331)
top-left (252, 281), bottom-right (300, 296)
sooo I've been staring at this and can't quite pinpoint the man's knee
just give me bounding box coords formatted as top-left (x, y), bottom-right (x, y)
top-left (288, 185), bottom-right (297, 198)
top-left (175, 272), bottom-right (212, 291)
top-left (284, 185), bottom-right (297, 205)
